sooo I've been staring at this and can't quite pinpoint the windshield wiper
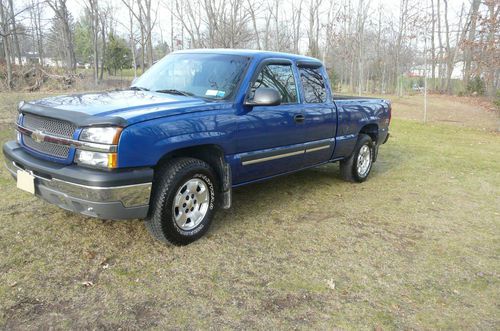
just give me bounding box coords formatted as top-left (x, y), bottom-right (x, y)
top-left (155, 89), bottom-right (194, 97)
top-left (130, 86), bottom-right (150, 91)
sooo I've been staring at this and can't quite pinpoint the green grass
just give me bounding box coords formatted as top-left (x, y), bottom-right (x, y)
top-left (0, 92), bottom-right (499, 329)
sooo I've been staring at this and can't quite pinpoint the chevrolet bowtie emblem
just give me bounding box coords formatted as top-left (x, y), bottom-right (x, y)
top-left (31, 130), bottom-right (46, 143)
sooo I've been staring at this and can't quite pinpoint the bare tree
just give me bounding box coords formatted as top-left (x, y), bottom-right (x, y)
top-left (170, 0), bottom-right (203, 48)
top-left (462, 0), bottom-right (481, 88)
top-left (128, 0), bottom-right (138, 76)
top-left (483, 0), bottom-right (499, 97)
top-left (395, 0), bottom-right (408, 96)
top-left (46, 0), bottom-right (76, 70)
top-left (355, 0), bottom-right (369, 95)
top-left (0, 0), bottom-right (13, 89)
top-left (99, 4), bottom-right (111, 79)
top-left (430, 0), bottom-right (436, 89)
top-left (442, 0), bottom-right (452, 93)
top-left (445, 1), bottom-right (467, 94)
top-left (436, 0), bottom-right (444, 91)
top-left (7, 0), bottom-right (21, 66)
top-left (121, 0), bottom-right (157, 68)
top-left (30, 0), bottom-right (45, 66)
top-left (247, 0), bottom-right (262, 50)
top-left (1, 0), bottom-right (496, 98)
top-left (307, 0), bottom-right (322, 58)
top-left (291, 0), bottom-right (303, 54)
top-left (83, 0), bottom-right (100, 84)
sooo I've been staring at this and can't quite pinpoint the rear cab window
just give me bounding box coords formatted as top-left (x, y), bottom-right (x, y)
top-left (298, 66), bottom-right (327, 103)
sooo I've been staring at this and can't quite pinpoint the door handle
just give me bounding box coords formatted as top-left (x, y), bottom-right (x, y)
top-left (294, 114), bottom-right (305, 123)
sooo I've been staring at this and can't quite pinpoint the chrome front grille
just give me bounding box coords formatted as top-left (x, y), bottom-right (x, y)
top-left (23, 135), bottom-right (71, 158)
top-left (23, 114), bottom-right (76, 138)
top-left (22, 114), bottom-right (76, 159)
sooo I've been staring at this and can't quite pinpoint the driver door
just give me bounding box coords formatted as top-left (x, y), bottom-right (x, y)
top-left (234, 60), bottom-right (307, 185)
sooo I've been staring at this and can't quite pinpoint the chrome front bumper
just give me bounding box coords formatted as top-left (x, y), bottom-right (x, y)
top-left (4, 159), bottom-right (152, 220)
top-left (6, 160), bottom-right (151, 219)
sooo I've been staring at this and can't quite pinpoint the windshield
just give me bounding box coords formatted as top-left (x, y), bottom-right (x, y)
top-left (131, 53), bottom-right (250, 100)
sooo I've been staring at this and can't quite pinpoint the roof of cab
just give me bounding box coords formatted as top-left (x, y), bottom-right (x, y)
top-left (172, 48), bottom-right (322, 64)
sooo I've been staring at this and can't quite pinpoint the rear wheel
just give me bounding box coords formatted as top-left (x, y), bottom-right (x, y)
top-left (146, 157), bottom-right (218, 245)
top-left (339, 134), bottom-right (374, 182)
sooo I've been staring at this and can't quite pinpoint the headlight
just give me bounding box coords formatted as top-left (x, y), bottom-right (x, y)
top-left (75, 150), bottom-right (117, 169)
top-left (79, 127), bottom-right (122, 144)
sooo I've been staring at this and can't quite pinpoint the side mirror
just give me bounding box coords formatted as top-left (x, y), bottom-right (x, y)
top-left (245, 87), bottom-right (282, 106)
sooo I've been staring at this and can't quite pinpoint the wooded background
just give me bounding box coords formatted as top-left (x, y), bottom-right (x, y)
top-left (0, 0), bottom-right (498, 97)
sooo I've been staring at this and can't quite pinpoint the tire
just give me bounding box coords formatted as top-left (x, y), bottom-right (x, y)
top-left (146, 157), bottom-right (218, 245)
top-left (339, 134), bottom-right (374, 183)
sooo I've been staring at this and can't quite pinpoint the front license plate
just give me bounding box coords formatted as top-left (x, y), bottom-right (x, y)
top-left (17, 170), bottom-right (35, 194)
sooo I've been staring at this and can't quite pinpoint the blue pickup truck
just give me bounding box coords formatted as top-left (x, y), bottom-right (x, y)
top-left (3, 49), bottom-right (390, 245)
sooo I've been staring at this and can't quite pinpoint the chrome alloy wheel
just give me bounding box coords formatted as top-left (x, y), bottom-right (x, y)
top-left (357, 144), bottom-right (372, 177)
top-left (172, 178), bottom-right (210, 230)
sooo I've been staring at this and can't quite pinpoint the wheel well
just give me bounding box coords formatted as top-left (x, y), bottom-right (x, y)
top-left (359, 124), bottom-right (378, 143)
top-left (156, 145), bottom-right (227, 190)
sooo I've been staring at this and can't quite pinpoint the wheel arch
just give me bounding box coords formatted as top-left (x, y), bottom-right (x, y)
top-left (155, 144), bottom-right (232, 208)
top-left (359, 123), bottom-right (379, 143)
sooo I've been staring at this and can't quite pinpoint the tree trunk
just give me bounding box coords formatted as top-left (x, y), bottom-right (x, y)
top-left (263, 10), bottom-right (271, 50)
top-left (436, 0), bottom-right (444, 92)
top-left (463, 0), bottom-right (481, 89)
top-left (395, 0), bottom-right (408, 96)
top-left (144, 0), bottom-right (153, 67)
top-left (443, 0), bottom-right (452, 94)
top-left (46, 0), bottom-right (77, 71)
top-left (100, 13), bottom-right (106, 80)
top-left (85, 0), bottom-right (100, 85)
top-left (247, 0), bottom-right (261, 49)
top-left (430, 0), bottom-right (436, 90)
top-left (7, 0), bottom-right (22, 66)
top-left (0, 0), bottom-right (12, 89)
top-left (129, 2), bottom-right (137, 77)
top-left (485, 1), bottom-right (499, 98)
top-left (30, 0), bottom-right (44, 66)
top-left (293, 0), bottom-right (303, 54)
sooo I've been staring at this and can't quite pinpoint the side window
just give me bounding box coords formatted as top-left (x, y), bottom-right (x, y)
top-left (299, 67), bottom-right (327, 103)
top-left (252, 64), bottom-right (297, 104)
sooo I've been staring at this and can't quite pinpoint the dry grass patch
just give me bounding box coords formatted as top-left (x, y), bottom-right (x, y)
top-left (389, 94), bottom-right (499, 131)
top-left (0, 92), bottom-right (498, 329)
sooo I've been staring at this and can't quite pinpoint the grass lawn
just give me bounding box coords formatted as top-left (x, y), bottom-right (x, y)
top-left (0, 92), bottom-right (498, 329)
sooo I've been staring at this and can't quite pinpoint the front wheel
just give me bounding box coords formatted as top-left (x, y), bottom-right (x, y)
top-left (339, 134), bottom-right (374, 183)
top-left (146, 157), bottom-right (218, 245)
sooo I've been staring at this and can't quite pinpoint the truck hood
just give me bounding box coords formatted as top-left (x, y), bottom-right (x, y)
top-left (21, 90), bottom-right (229, 127)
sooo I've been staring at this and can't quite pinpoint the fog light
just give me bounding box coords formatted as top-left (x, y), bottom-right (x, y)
top-left (75, 150), bottom-right (117, 169)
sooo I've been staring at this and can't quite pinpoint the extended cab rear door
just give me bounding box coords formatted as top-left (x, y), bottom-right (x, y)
top-left (296, 62), bottom-right (337, 167)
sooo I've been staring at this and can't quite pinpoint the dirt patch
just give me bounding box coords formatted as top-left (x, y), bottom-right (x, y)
top-left (3, 298), bottom-right (73, 330)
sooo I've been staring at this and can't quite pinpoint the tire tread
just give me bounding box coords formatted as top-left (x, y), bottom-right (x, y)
top-left (146, 157), bottom-right (216, 245)
top-left (339, 134), bottom-right (373, 183)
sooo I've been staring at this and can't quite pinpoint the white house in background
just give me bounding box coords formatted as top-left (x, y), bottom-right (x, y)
top-left (20, 52), bottom-right (59, 67)
top-left (408, 61), bottom-right (465, 80)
